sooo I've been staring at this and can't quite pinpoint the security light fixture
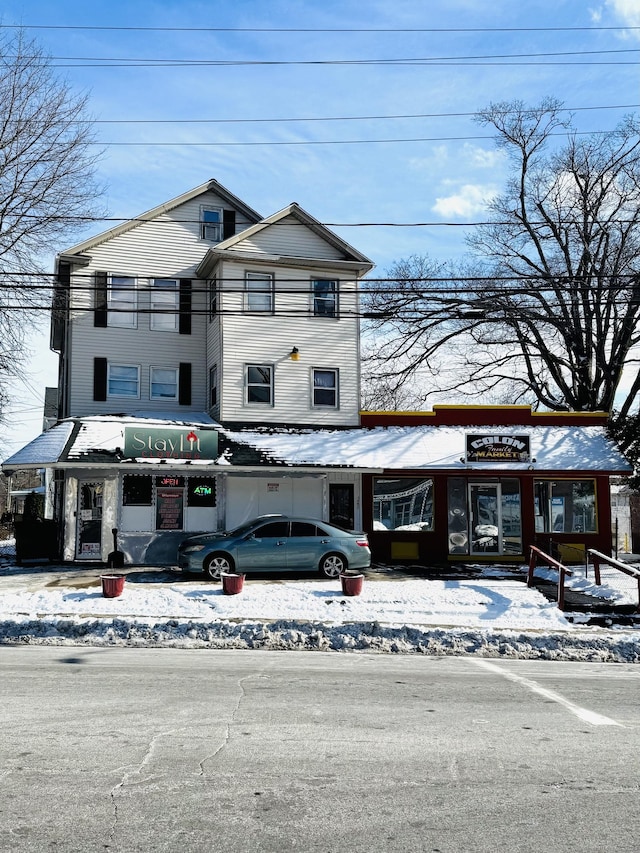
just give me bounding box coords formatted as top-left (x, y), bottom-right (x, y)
top-left (290, 347), bottom-right (300, 361)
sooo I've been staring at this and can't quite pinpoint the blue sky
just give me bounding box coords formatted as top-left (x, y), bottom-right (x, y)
top-left (1, 0), bottom-right (639, 454)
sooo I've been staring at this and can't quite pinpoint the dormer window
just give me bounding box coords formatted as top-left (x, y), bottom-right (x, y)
top-left (201, 207), bottom-right (222, 241)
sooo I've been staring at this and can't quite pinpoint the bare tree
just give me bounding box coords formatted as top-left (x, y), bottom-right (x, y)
top-left (0, 29), bottom-right (104, 413)
top-left (363, 99), bottom-right (640, 414)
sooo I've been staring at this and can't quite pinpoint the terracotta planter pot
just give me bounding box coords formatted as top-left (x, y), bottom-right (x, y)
top-left (221, 572), bottom-right (245, 595)
top-left (340, 572), bottom-right (364, 597)
top-left (100, 574), bottom-right (126, 598)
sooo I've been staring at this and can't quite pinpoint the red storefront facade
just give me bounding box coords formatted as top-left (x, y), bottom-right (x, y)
top-left (360, 407), bottom-right (629, 566)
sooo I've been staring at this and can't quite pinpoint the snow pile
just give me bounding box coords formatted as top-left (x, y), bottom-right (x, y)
top-left (1, 547), bottom-right (640, 659)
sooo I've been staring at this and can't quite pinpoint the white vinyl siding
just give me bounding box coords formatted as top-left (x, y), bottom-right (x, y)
top-left (226, 217), bottom-right (347, 260)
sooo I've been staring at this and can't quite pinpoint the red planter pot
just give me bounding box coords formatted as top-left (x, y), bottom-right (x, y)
top-left (221, 572), bottom-right (245, 595)
top-left (100, 574), bottom-right (126, 598)
top-left (340, 572), bottom-right (364, 597)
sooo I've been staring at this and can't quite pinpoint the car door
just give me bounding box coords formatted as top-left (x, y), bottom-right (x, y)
top-left (235, 520), bottom-right (290, 571)
top-left (287, 521), bottom-right (329, 569)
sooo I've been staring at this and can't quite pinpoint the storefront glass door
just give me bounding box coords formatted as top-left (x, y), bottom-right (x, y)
top-left (469, 483), bottom-right (501, 554)
top-left (468, 481), bottom-right (522, 557)
top-left (77, 481), bottom-right (104, 559)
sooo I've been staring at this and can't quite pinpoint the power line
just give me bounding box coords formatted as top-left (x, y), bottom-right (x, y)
top-left (9, 48), bottom-right (639, 66)
top-left (43, 103), bottom-right (640, 125)
top-left (2, 24), bottom-right (639, 33)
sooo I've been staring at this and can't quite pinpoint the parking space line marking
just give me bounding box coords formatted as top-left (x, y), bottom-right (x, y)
top-left (473, 659), bottom-right (623, 727)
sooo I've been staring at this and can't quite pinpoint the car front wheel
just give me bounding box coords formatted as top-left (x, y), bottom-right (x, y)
top-left (319, 552), bottom-right (346, 578)
top-left (204, 553), bottom-right (234, 581)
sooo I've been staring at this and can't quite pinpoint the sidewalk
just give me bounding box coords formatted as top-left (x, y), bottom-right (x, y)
top-left (1, 548), bottom-right (640, 661)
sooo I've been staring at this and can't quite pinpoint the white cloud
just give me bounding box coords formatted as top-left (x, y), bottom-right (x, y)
top-left (432, 184), bottom-right (497, 218)
top-left (605, 0), bottom-right (640, 34)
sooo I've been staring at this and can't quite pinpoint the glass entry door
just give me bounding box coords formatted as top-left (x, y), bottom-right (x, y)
top-left (468, 481), bottom-right (523, 556)
top-left (469, 483), bottom-right (501, 555)
top-left (76, 481), bottom-right (104, 559)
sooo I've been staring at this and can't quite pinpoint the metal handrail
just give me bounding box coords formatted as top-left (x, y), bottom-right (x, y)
top-left (528, 545), bottom-right (573, 611)
top-left (587, 549), bottom-right (640, 611)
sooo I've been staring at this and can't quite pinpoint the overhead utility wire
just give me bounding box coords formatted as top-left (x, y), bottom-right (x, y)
top-left (9, 48), bottom-right (638, 64)
top-left (46, 129), bottom-right (637, 146)
top-left (13, 214), bottom-right (640, 227)
top-left (40, 58), bottom-right (640, 68)
top-left (37, 103), bottom-right (640, 125)
top-left (2, 24), bottom-right (639, 33)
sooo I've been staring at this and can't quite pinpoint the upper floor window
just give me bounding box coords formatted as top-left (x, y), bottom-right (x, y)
top-left (150, 367), bottom-right (178, 400)
top-left (209, 364), bottom-right (218, 407)
top-left (108, 364), bottom-right (140, 398)
top-left (313, 279), bottom-right (338, 317)
top-left (150, 278), bottom-right (179, 331)
top-left (245, 272), bottom-right (273, 312)
top-left (108, 275), bottom-right (137, 328)
top-left (246, 364), bottom-right (273, 405)
top-left (201, 207), bottom-right (222, 241)
top-left (313, 368), bottom-right (338, 407)
top-left (208, 276), bottom-right (217, 321)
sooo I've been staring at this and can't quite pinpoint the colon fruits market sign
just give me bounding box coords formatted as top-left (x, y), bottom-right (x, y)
top-left (466, 434), bottom-right (530, 462)
top-left (124, 426), bottom-right (218, 460)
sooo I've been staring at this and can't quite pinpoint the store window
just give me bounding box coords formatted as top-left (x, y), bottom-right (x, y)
top-left (534, 479), bottom-right (597, 533)
top-left (373, 477), bottom-right (434, 531)
top-left (123, 475), bottom-right (152, 505)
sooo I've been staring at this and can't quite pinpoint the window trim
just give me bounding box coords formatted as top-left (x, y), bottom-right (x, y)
top-left (246, 363), bottom-right (274, 406)
top-left (150, 278), bottom-right (179, 332)
top-left (209, 364), bottom-right (218, 408)
top-left (312, 278), bottom-right (339, 318)
top-left (312, 367), bottom-right (338, 408)
top-left (244, 271), bottom-right (274, 313)
top-left (107, 274), bottom-right (137, 328)
top-left (200, 206), bottom-right (223, 242)
top-left (208, 276), bottom-right (217, 321)
top-left (150, 366), bottom-right (179, 401)
top-left (107, 363), bottom-right (140, 399)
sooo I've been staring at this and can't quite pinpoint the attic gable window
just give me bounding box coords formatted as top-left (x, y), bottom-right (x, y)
top-left (201, 207), bottom-right (222, 241)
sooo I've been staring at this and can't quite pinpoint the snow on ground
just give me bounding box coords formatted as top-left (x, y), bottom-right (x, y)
top-left (0, 538), bottom-right (639, 661)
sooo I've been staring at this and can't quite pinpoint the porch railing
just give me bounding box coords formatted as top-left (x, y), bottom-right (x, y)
top-left (527, 545), bottom-right (573, 611)
top-left (587, 549), bottom-right (640, 612)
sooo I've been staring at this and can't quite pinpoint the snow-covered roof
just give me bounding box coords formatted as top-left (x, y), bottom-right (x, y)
top-left (1, 413), bottom-right (632, 474)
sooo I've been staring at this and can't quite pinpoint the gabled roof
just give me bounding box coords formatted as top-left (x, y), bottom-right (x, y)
top-left (196, 202), bottom-right (375, 278)
top-left (57, 179), bottom-right (263, 260)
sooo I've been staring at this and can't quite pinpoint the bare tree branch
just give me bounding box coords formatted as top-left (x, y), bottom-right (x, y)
top-left (362, 99), bottom-right (640, 413)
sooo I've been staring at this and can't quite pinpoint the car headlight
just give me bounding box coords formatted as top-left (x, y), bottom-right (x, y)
top-left (183, 544), bottom-right (206, 554)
